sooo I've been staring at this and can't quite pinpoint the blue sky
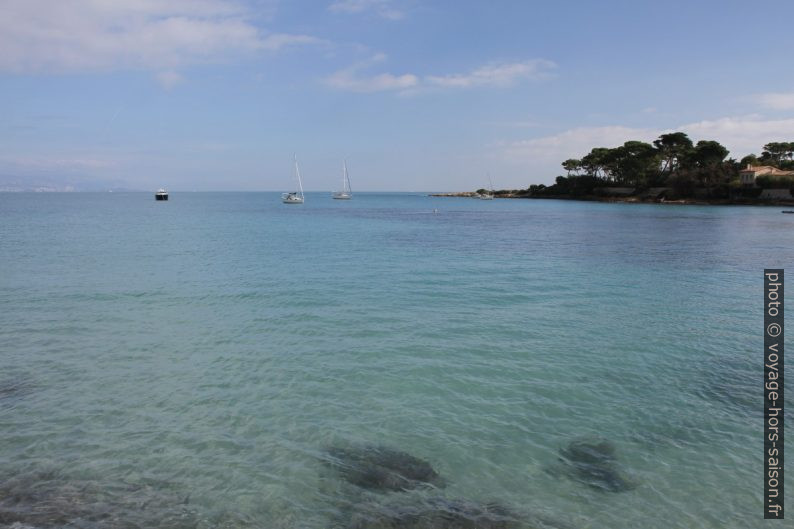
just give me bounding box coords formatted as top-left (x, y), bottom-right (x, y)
top-left (1, 0), bottom-right (793, 191)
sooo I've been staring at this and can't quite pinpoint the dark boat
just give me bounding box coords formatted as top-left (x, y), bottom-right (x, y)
top-left (155, 188), bottom-right (168, 201)
top-left (782, 210), bottom-right (794, 214)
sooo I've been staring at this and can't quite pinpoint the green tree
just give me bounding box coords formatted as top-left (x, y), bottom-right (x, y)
top-left (653, 132), bottom-right (693, 174)
top-left (740, 153), bottom-right (758, 167)
top-left (691, 140), bottom-right (729, 168)
top-left (580, 147), bottom-right (613, 180)
top-left (690, 140), bottom-right (730, 190)
top-left (760, 142), bottom-right (794, 167)
top-left (561, 159), bottom-right (581, 177)
top-left (607, 141), bottom-right (659, 187)
top-left (554, 176), bottom-right (570, 190)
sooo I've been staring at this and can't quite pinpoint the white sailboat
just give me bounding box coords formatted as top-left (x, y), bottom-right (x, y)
top-left (282, 155), bottom-right (305, 204)
top-left (332, 160), bottom-right (352, 200)
top-left (480, 173), bottom-right (494, 200)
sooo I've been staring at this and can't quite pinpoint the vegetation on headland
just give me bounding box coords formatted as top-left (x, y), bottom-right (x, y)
top-left (434, 136), bottom-right (794, 203)
top-left (531, 135), bottom-right (794, 200)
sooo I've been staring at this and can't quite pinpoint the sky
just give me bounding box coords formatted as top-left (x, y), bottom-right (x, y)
top-left (1, 0), bottom-right (794, 192)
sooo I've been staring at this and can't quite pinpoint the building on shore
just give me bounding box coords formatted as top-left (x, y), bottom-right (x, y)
top-left (739, 164), bottom-right (794, 186)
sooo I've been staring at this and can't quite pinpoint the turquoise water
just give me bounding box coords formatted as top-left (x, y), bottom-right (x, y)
top-left (0, 192), bottom-right (791, 528)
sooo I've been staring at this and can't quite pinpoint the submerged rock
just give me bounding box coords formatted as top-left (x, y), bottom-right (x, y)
top-left (695, 358), bottom-right (758, 415)
top-left (563, 462), bottom-right (633, 493)
top-left (557, 438), bottom-right (635, 493)
top-left (342, 497), bottom-right (536, 529)
top-left (0, 379), bottom-right (31, 403)
top-left (0, 470), bottom-right (199, 529)
top-left (559, 439), bottom-right (615, 466)
top-left (324, 445), bottom-right (446, 493)
top-left (0, 473), bottom-right (95, 528)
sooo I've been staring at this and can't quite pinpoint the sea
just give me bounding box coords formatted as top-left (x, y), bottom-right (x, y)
top-left (0, 192), bottom-right (791, 529)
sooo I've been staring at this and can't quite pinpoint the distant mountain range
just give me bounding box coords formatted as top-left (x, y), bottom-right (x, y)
top-left (0, 175), bottom-right (140, 192)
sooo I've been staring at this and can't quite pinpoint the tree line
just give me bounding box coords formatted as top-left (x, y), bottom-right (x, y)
top-left (527, 134), bottom-right (794, 198)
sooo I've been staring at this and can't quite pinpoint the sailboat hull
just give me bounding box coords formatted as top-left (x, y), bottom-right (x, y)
top-left (282, 192), bottom-right (304, 204)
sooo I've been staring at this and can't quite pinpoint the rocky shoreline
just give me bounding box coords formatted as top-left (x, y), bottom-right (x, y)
top-left (429, 192), bottom-right (794, 207)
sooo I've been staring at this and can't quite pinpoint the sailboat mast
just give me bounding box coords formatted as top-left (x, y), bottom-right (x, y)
top-left (294, 154), bottom-right (304, 198)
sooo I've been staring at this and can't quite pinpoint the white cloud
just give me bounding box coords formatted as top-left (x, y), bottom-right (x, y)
top-left (753, 92), bottom-right (794, 110)
top-left (156, 70), bottom-right (184, 90)
top-left (679, 115), bottom-right (794, 155)
top-left (325, 68), bottom-right (418, 92)
top-left (502, 115), bottom-right (794, 172)
top-left (324, 53), bottom-right (417, 92)
top-left (0, 0), bottom-right (316, 74)
top-left (752, 92), bottom-right (794, 110)
top-left (260, 33), bottom-right (326, 51)
top-left (325, 57), bottom-right (554, 94)
top-left (328, 0), bottom-right (404, 20)
top-left (426, 60), bottom-right (556, 88)
top-left (327, 71), bottom-right (418, 92)
top-left (503, 126), bottom-right (656, 166)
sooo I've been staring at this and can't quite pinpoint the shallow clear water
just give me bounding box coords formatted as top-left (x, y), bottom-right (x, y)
top-left (0, 192), bottom-right (791, 528)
